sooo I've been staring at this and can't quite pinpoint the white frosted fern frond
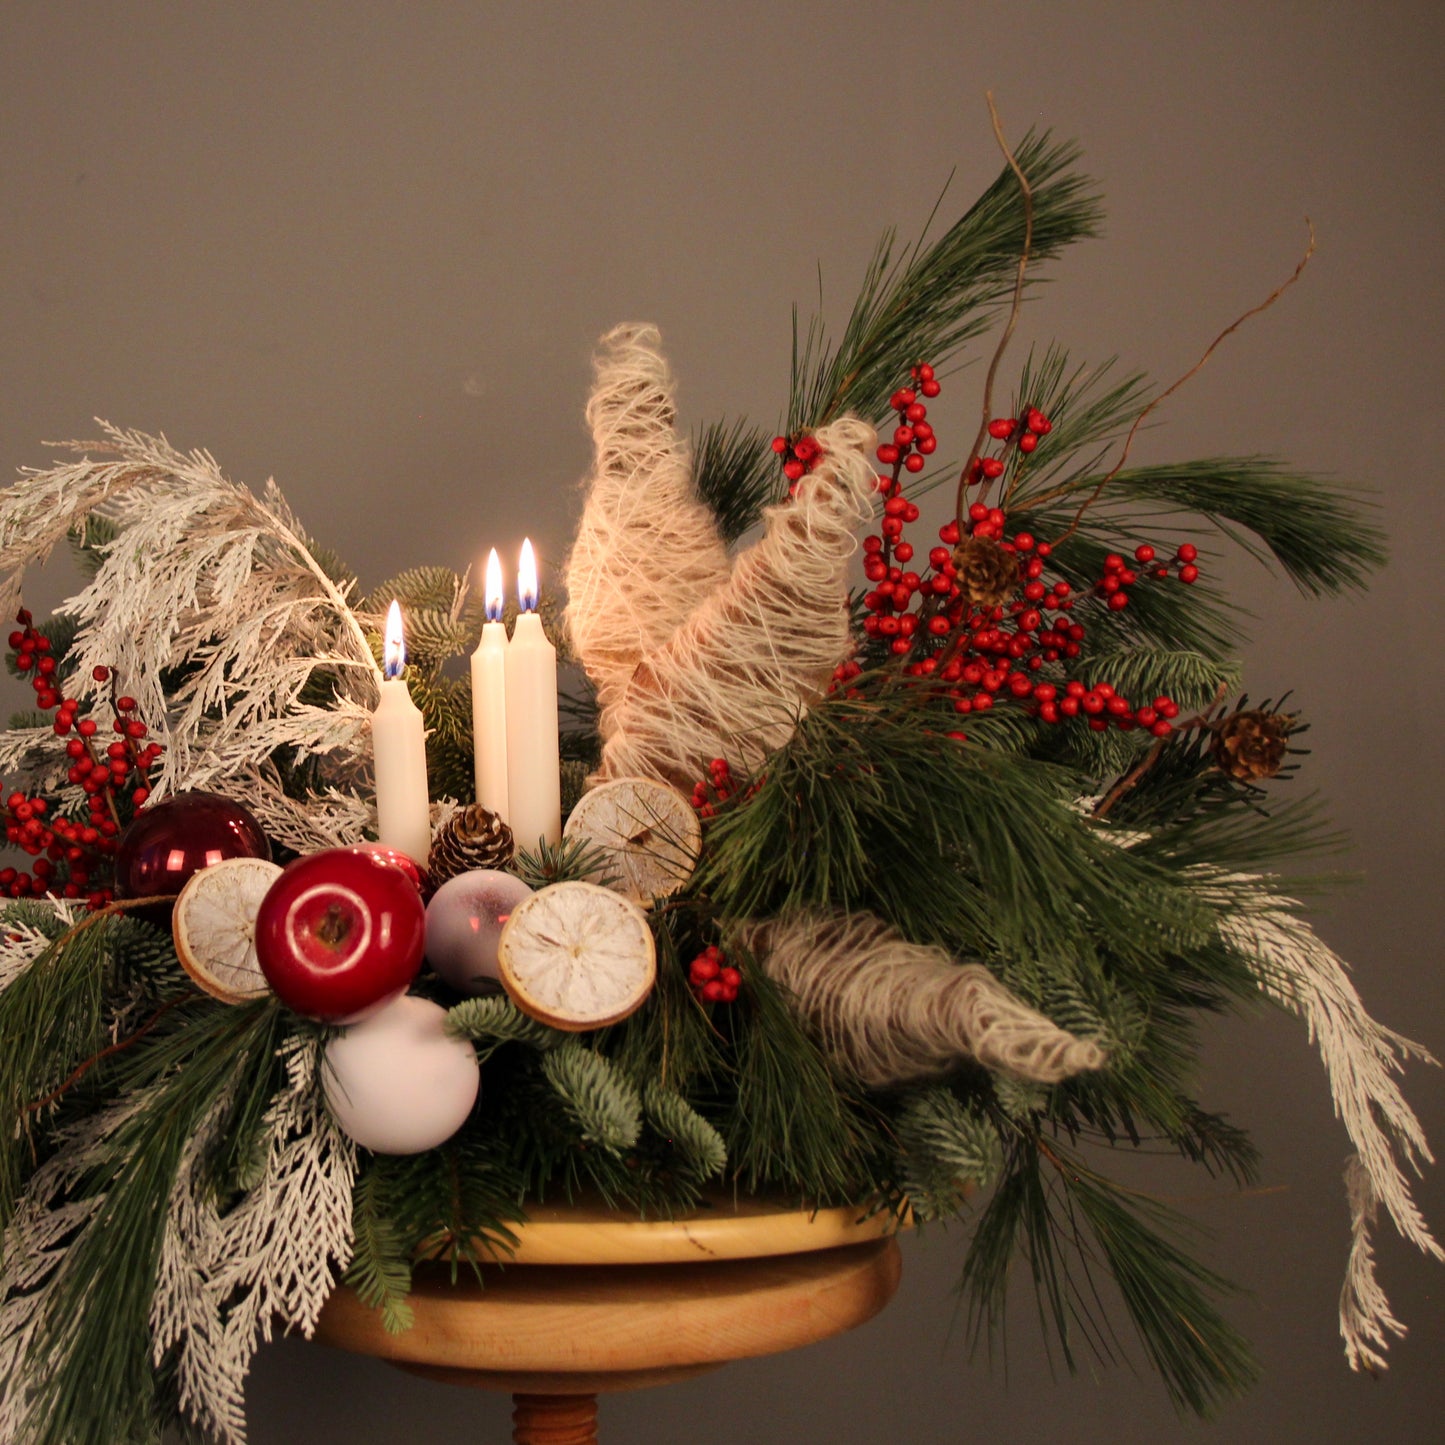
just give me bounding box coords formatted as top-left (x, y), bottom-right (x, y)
top-left (1205, 871), bottom-right (1441, 1370)
top-left (0, 1095), bottom-right (147, 1441)
top-left (150, 1034), bottom-right (355, 1445)
top-left (2, 424), bottom-right (384, 835)
top-left (1339, 1155), bottom-right (1406, 1374)
top-left (0, 899), bottom-right (80, 994)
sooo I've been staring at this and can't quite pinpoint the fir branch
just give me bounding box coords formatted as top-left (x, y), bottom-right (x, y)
top-left (895, 1088), bottom-right (1002, 1222)
top-left (540, 1045), bottom-right (643, 1154)
top-left (361, 565), bottom-right (464, 617)
top-left (342, 1167), bottom-right (415, 1334)
top-left (791, 132), bottom-right (1102, 430)
top-left (643, 1082), bottom-right (727, 1183)
top-left (446, 995), bottom-right (567, 1057)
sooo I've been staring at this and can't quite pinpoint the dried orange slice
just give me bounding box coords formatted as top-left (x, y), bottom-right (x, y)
top-left (497, 880), bottom-right (655, 1031)
top-left (562, 777), bottom-right (701, 905)
top-left (173, 856), bottom-right (283, 1002)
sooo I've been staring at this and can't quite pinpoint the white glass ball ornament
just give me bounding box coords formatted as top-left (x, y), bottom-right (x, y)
top-left (424, 868), bottom-right (534, 995)
top-left (323, 994), bottom-right (480, 1154)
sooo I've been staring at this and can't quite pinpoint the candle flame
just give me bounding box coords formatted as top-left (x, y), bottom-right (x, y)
top-left (518, 538), bottom-right (539, 613)
top-left (383, 600), bottom-right (406, 679)
top-left (484, 548), bottom-right (504, 624)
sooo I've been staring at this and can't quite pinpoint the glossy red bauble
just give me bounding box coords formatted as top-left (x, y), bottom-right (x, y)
top-left (255, 847), bottom-right (426, 1020)
top-left (114, 791), bottom-right (270, 899)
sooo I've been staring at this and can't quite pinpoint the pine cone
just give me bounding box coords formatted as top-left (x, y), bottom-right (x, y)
top-left (427, 804), bottom-right (515, 886)
top-left (1210, 709), bottom-right (1292, 781)
top-left (952, 535), bottom-right (1020, 608)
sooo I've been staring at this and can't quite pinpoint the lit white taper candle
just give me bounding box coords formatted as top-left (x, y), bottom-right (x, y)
top-left (503, 539), bottom-right (562, 853)
top-left (372, 600), bottom-right (433, 866)
top-left (470, 548), bottom-right (510, 818)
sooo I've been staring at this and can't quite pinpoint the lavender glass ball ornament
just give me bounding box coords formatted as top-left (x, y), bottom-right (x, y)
top-left (424, 868), bottom-right (534, 995)
top-left (114, 790), bottom-right (271, 900)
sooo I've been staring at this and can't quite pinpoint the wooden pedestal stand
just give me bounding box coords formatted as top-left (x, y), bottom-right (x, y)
top-left (314, 1197), bottom-right (904, 1444)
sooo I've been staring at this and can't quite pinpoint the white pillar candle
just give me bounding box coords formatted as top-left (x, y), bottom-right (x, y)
top-left (470, 548), bottom-right (510, 818)
top-left (373, 600), bottom-right (433, 866)
top-left (504, 539), bottom-right (562, 854)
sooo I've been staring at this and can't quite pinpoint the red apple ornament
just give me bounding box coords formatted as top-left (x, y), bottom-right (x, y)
top-left (255, 847), bottom-right (426, 1020)
top-left (114, 790), bottom-right (270, 899)
top-left (344, 842), bottom-right (428, 893)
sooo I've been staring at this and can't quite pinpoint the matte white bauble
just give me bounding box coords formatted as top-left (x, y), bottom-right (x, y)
top-left (323, 994), bottom-right (479, 1154)
top-left (425, 868), bottom-right (534, 995)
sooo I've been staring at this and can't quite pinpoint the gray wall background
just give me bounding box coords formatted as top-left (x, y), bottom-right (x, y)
top-left (2, 3), bottom-right (1442, 1442)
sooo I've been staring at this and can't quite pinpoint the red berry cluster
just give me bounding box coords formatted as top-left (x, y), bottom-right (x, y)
top-left (966, 406), bottom-right (1053, 485)
top-left (837, 375), bottom-right (1202, 740)
top-left (688, 943), bottom-right (742, 1005)
top-left (690, 757), bottom-right (737, 820)
top-left (5, 610), bottom-right (162, 907)
top-left (770, 432), bottom-right (826, 497)
top-left (876, 367), bottom-right (941, 475)
top-left (1097, 543), bottom-right (1201, 613)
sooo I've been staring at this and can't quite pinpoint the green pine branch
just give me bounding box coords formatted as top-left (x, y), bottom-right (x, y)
top-left (692, 418), bottom-right (782, 544)
top-left (791, 132), bottom-right (1104, 431)
top-left (962, 1130), bottom-right (1258, 1418)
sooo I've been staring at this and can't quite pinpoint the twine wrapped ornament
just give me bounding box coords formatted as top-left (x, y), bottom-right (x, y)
top-left (564, 324), bottom-right (1105, 1092)
top-left (746, 912), bottom-right (1106, 1088)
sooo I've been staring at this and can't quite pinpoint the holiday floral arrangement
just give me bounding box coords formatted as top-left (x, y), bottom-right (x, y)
top-left (0, 131), bottom-right (1438, 1445)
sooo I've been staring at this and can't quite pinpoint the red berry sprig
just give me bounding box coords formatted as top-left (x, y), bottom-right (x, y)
top-left (5, 610), bottom-right (163, 907)
top-left (690, 757), bottom-right (736, 820)
top-left (688, 944), bottom-right (742, 1005)
top-left (965, 406), bottom-right (1053, 493)
top-left (771, 432), bottom-right (826, 498)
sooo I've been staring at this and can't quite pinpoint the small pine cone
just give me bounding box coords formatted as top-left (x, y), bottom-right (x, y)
top-left (1211, 709), bottom-right (1292, 782)
top-left (952, 535), bottom-right (1020, 608)
top-left (427, 804), bottom-right (515, 886)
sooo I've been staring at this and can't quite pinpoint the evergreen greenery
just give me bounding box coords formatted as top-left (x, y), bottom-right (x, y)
top-left (0, 134), bottom-right (1421, 1444)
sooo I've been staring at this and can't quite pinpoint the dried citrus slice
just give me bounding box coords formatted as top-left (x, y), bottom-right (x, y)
top-left (497, 880), bottom-right (655, 1031)
top-left (173, 856), bottom-right (284, 1002)
top-left (562, 777), bottom-right (701, 905)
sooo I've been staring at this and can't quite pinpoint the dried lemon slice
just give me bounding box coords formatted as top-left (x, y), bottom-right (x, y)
top-left (562, 777), bottom-right (701, 905)
top-left (173, 856), bottom-right (283, 1002)
top-left (497, 880), bottom-right (655, 1031)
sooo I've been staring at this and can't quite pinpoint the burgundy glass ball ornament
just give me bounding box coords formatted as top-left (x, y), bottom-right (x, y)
top-left (424, 868), bottom-right (534, 996)
top-left (114, 790), bottom-right (270, 900)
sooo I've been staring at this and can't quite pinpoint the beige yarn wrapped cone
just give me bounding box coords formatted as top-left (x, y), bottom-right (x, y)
top-left (565, 323), bottom-right (733, 716)
top-left (748, 912), bottom-right (1108, 1089)
top-left (564, 323), bottom-right (875, 792)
